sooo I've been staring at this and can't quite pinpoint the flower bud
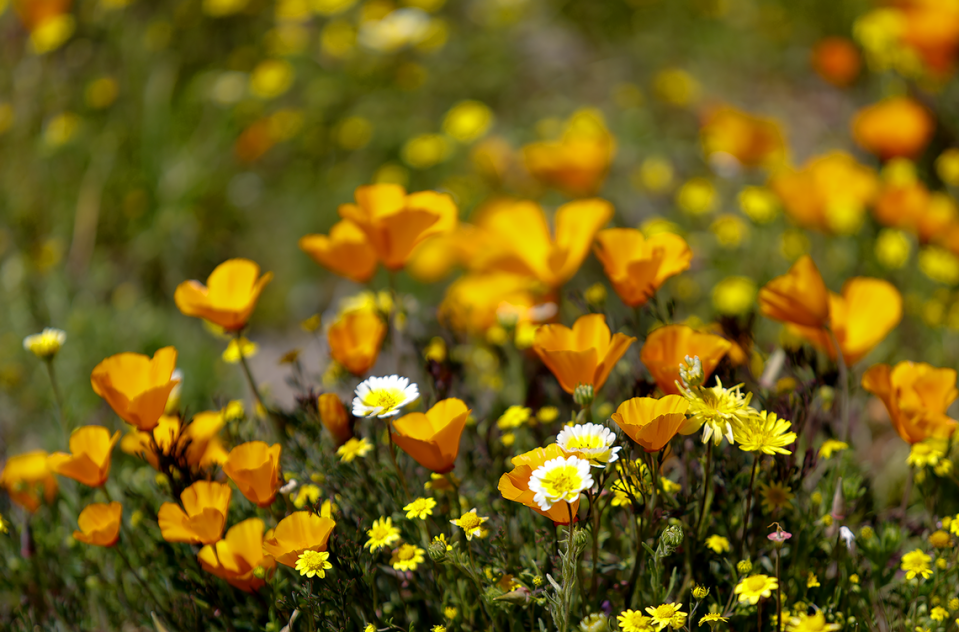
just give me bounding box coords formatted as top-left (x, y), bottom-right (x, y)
top-left (692, 585), bottom-right (709, 599)
top-left (428, 539), bottom-right (449, 561)
top-left (658, 524), bottom-right (684, 555)
top-left (679, 355), bottom-right (704, 388)
top-left (573, 384), bottom-right (595, 407)
top-left (737, 559), bottom-right (752, 574)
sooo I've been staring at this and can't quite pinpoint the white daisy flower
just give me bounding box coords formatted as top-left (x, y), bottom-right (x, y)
top-left (528, 456), bottom-right (594, 511)
top-left (352, 375), bottom-right (419, 418)
top-left (556, 423), bottom-right (621, 468)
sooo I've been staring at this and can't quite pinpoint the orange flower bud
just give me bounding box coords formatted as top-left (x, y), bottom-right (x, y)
top-left (73, 502), bottom-right (122, 547)
top-left (47, 425), bottom-right (121, 488)
top-left (611, 395), bottom-right (689, 452)
top-left (391, 398), bottom-right (470, 474)
top-left (327, 309), bottom-right (387, 375)
top-left (863, 361), bottom-right (958, 444)
top-left (158, 481), bottom-right (232, 545)
top-left (852, 97), bottom-right (935, 161)
top-left (198, 518), bottom-right (275, 592)
top-left (174, 258), bottom-right (273, 331)
top-left (0, 451), bottom-right (58, 513)
top-left (811, 37), bottom-right (861, 87)
top-left (640, 325), bottom-right (731, 395)
top-left (90, 346), bottom-right (180, 432)
top-left (594, 228), bottom-right (692, 307)
top-left (533, 314), bottom-right (636, 395)
top-left (222, 441), bottom-right (282, 507)
top-left (299, 219), bottom-right (378, 283)
top-left (498, 444), bottom-right (580, 524)
top-left (758, 255), bottom-right (830, 329)
top-left (262, 511), bottom-right (336, 567)
top-left (318, 393), bottom-right (352, 446)
top-left (522, 109), bottom-right (615, 198)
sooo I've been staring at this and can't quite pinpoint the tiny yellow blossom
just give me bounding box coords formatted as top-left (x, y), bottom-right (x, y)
top-left (706, 535), bottom-right (731, 554)
top-left (337, 438), bottom-right (373, 463)
top-left (403, 497), bottom-right (437, 520)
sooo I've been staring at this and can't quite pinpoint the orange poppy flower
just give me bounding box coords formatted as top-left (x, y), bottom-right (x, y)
top-left (852, 97), bottom-right (935, 160)
top-left (498, 444), bottom-right (580, 524)
top-left (811, 37), bottom-right (861, 86)
top-left (391, 398), bottom-right (470, 474)
top-left (533, 314), bottom-right (636, 394)
top-left (262, 511), bottom-right (336, 567)
top-left (438, 272), bottom-right (544, 334)
top-left (786, 278), bottom-right (903, 365)
top-left (862, 361), bottom-right (958, 444)
top-left (0, 450), bottom-right (58, 512)
top-left (90, 346), bottom-right (180, 432)
top-left (158, 481), bottom-right (232, 545)
top-left (522, 109), bottom-right (616, 198)
top-left (593, 228), bottom-right (692, 307)
top-left (699, 105), bottom-right (787, 168)
top-left (299, 219), bottom-right (378, 283)
top-left (174, 259), bottom-right (273, 332)
top-left (327, 309), bottom-right (387, 375)
top-left (901, 0), bottom-right (959, 76)
top-left (468, 198), bottom-right (613, 288)
top-left (47, 425), bottom-right (121, 487)
top-left (120, 411), bottom-right (226, 471)
top-left (198, 518), bottom-right (275, 593)
top-left (768, 152), bottom-right (878, 234)
top-left (318, 393), bottom-right (352, 446)
top-left (872, 178), bottom-right (931, 234)
top-left (611, 395), bottom-right (690, 452)
top-left (13, 0), bottom-right (71, 31)
top-left (222, 441), bottom-right (282, 507)
top-left (73, 502), bottom-right (122, 547)
top-left (757, 255), bottom-right (830, 329)
top-left (640, 325), bottom-right (732, 395)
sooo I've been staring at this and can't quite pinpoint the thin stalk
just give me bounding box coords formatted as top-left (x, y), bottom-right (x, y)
top-left (386, 429), bottom-right (411, 501)
top-left (775, 546), bottom-right (782, 632)
top-left (900, 466), bottom-right (914, 526)
top-left (739, 453), bottom-right (760, 561)
top-left (695, 441), bottom-right (713, 537)
top-left (115, 543), bottom-right (165, 617)
top-left (44, 359), bottom-right (68, 438)
top-left (234, 331), bottom-right (284, 440)
top-left (827, 328), bottom-right (851, 443)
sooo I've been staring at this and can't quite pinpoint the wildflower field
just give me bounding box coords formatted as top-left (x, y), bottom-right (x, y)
top-left (5, 0), bottom-right (959, 630)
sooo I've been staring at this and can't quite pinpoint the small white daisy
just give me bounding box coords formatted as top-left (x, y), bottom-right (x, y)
top-left (556, 423), bottom-right (621, 468)
top-left (528, 456), bottom-right (593, 511)
top-left (352, 375), bottom-right (419, 418)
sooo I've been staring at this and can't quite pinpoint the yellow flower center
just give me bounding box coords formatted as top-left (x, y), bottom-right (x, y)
top-left (565, 435), bottom-right (605, 450)
top-left (395, 544), bottom-right (417, 561)
top-left (364, 388), bottom-right (405, 410)
top-left (744, 576), bottom-right (768, 591)
top-left (457, 512), bottom-right (482, 530)
top-left (539, 465), bottom-right (584, 497)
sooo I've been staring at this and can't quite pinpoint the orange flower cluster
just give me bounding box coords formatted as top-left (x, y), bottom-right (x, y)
top-left (300, 183), bottom-right (458, 282)
top-left (759, 256), bottom-right (902, 365)
top-left (699, 105), bottom-right (787, 170)
top-left (863, 361), bottom-right (958, 444)
top-left (522, 109), bottom-right (616, 198)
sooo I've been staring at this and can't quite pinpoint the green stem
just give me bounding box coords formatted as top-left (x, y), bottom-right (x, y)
top-left (738, 453), bottom-right (760, 561)
top-left (386, 429), bottom-right (411, 502)
top-left (115, 542), bottom-right (165, 617)
top-left (695, 441), bottom-right (713, 538)
top-left (827, 328), bottom-right (851, 443)
top-left (234, 331), bottom-right (284, 441)
top-left (44, 358), bottom-right (68, 438)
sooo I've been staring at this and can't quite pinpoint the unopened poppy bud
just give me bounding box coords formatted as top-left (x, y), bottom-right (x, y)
top-left (831, 477), bottom-right (846, 521)
top-left (573, 384), bottom-right (594, 407)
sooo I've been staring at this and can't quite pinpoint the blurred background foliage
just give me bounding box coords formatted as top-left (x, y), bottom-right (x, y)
top-left (3, 0), bottom-right (959, 455)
